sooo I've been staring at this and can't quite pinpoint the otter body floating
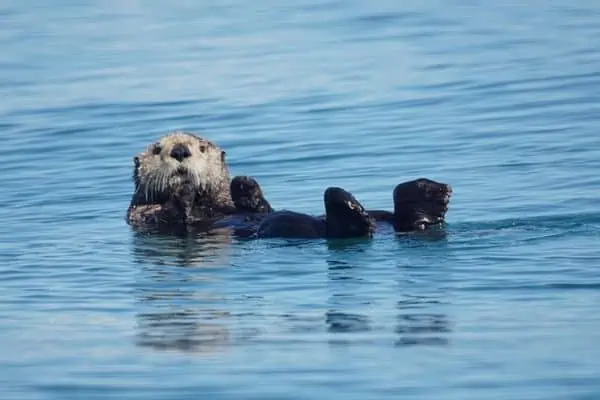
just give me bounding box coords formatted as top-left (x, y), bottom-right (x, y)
top-left (126, 131), bottom-right (452, 237)
top-left (228, 177), bottom-right (451, 238)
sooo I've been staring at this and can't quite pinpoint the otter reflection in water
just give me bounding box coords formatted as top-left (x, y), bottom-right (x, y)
top-left (131, 229), bottom-right (237, 354)
top-left (324, 238), bottom-right (452, 348)
top-left (325, 254), bottom-right (373, 341)
top-left (394, 295), bottom-right (452, 347)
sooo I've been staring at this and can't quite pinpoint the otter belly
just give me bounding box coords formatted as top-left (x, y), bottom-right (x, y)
top-left (256, 211), bottom-right (325, 239)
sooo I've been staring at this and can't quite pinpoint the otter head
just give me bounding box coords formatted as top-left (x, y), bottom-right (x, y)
top-left (132, 131), bottom-right (231, 206)
top-left (324, 187), bottom-right (375, 239)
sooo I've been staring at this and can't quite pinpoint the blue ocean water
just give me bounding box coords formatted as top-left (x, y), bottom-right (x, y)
top-left (1, 1), bottom-right (600, 399)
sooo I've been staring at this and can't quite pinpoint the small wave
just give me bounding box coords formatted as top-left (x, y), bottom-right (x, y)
top-left (460, 282), bottom-right (600, 292)
top-left (450, 211), bottom-right (600, 232)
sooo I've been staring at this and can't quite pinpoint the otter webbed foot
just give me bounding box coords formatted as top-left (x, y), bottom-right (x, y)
top-left (323, 187), bottom-right (375, 239)
top-left (392, 178), bottom-right (452, 232)
top-left (367, 178), bottom-right (452, 233)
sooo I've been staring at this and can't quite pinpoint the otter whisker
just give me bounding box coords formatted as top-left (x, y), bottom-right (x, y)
top-left (150, 173), bottom-right (159, 202)
top-left (162, 170), bottom-right (169, 199)
top-left (191, 170), bottom-right (201, 191)
top-left (145, 177), bottom-right (151, 203)
top-left (151, 175), bottom-right (158, 202)
top-left (158, 170), bottom-right (166, 201)
top-left (144, 180), bottom-right (150, 203)
top-left (153, 171), bottom-right (163, 202)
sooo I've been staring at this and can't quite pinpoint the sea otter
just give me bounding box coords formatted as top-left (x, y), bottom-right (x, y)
top-left (126, 131), bottom-right (451, 236)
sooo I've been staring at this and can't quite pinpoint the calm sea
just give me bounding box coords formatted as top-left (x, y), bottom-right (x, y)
top-left (1, 1), bottom-right (600, 399)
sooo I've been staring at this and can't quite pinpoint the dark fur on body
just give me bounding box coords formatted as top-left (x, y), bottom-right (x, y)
top-left (229, 177), bottom-right (452, 237)
top-left (254, 187), bottom-right (375, 239)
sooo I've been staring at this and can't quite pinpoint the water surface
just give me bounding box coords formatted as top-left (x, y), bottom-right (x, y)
top-left (1, 1), bottom-right (600, 399)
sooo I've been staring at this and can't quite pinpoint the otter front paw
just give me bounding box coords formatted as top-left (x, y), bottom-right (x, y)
top-left (230, 175), bottom-right (273, 214)
top-left (176, 183), bottom-right (196, 222)
top-left (175, 182), bottom-right (196, 206)
top-left (167, 182), bottom-right (197, 223)
top-left (127, 204), bottom-right (165, 228)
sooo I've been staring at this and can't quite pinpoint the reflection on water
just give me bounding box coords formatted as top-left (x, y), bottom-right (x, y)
top-left (136, 309), bottom-right (231, 354)
top-left (325, 241), bottom-right (372, 341)
top-left (3, 0), bottom-right (600, 397)
top-left (131, 227), bottom-right (234, 268)
top-left (326, 310), bottom-right (371, 333)
top-left (394, 231), bottom-right (453, 347)
top-left (132, 228), bottom-right (235, 354)
top-left (394, 225), bottom-right (449, 244)
top-left (129, 223), bottom-right (454, 355)
top-left (325, 237), bottom-right (453, 347)
top-left (395, 295), bottom-right (451, 347)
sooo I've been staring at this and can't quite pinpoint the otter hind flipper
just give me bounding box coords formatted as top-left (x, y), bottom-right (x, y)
top-left (323, 187), bottom-right (375, 239)
top-left (392, 178), bottom-right (452, 232)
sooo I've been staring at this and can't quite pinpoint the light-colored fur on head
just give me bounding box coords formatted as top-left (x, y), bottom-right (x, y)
top-left (132, 131), bottom-right (232, 206)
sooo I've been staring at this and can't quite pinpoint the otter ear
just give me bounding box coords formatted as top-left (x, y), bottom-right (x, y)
top-left (133, 156), bottom-right (140, 168)
top-left (221, 150), bottom-right (226, 162)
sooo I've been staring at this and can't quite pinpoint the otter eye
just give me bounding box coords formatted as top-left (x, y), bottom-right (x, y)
top-left (199, 145), bottom-right (206, 153)
top-left (152, 145), bottom-right (161, 155)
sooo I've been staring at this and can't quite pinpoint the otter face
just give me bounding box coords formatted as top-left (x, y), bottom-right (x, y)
top-left (133, 131), bottom-right (230, 204)
top-left (324, 187), bottom-right (375, 239)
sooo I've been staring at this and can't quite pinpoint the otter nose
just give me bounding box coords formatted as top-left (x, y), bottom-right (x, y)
top-left (170, 144), bottom-right (191, 162)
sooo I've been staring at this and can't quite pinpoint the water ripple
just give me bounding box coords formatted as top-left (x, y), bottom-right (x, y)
top-left (2, 1), bottom-right (600, 399)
